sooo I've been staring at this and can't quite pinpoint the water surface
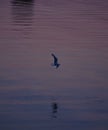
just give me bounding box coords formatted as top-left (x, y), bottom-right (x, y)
top-left (0, 0), bottom-right (108, 130)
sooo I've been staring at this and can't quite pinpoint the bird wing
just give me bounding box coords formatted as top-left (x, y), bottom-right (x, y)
top-left (51, 53), bottom-right (58, 64)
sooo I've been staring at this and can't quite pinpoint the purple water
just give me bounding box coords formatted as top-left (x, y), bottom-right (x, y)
top-left (0, 0), bottom-right (108, 130)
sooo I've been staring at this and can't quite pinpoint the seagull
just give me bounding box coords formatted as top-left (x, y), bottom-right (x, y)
top-left (51, 53), bottom-right (60, 68)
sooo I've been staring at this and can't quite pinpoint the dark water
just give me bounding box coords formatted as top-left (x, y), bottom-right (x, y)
top-left (0, 0), bottom-right (108, 130)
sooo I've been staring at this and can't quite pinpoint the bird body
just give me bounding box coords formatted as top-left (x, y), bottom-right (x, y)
top-left (51, 53), bottom-right (60, 68)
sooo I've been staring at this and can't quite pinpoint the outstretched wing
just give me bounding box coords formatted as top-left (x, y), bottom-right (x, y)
top-left (51, 53), bottom-right (58, 64)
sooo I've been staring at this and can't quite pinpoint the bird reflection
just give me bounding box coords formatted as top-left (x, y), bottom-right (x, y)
top-left (51, 102), bottom-right (58, 118)
top-left (11, 0), bottom-right (34, 26)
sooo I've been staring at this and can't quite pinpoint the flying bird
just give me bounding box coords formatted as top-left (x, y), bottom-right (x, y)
top-left (51, 53), bottom-right (60, 68)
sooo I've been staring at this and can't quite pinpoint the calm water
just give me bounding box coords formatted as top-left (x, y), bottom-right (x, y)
top-left (0, 0), bottom-right (108, 130)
